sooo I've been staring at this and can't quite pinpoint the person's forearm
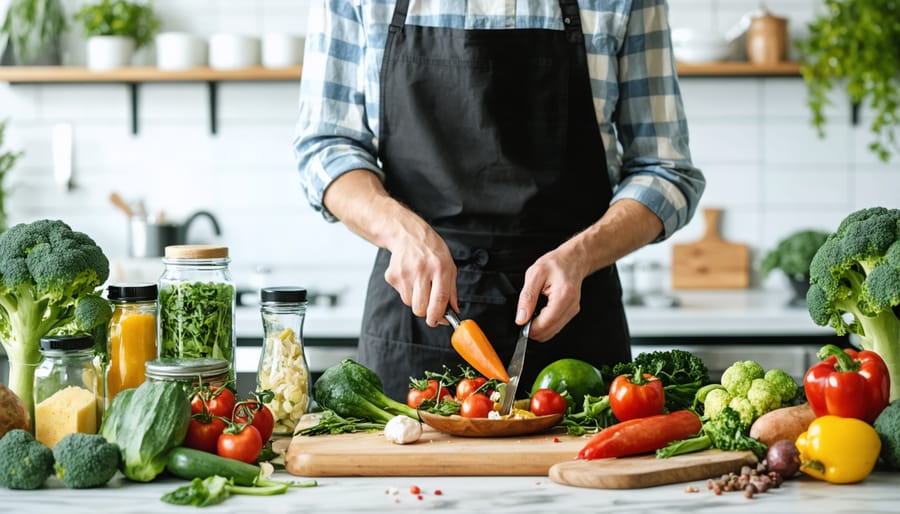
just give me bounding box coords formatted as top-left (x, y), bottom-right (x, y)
top-left (559, 199), bottom-right (663, 278)
top-left (322, 169), bottom-right (431, 252)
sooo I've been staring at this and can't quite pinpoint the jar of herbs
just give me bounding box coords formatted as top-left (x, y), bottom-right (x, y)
top-left (158, 245), bottom-right (236, 385)
top-left (105, 283), bottom-right (158, 405)
top-left (258, 286), bottom-right (310, 435)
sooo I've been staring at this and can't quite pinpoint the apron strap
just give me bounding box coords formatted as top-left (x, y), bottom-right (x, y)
top-left (390, 0), bottom-right (411, 32)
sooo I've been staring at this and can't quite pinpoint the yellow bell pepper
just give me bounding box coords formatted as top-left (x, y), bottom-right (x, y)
top-left (795, 415), bottom-right (881, 484)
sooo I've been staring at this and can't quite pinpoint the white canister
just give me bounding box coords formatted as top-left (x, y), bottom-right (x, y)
top-left (156, 32), bottom-right (206, 70)
top-left (208, 34), bottom-right (260, 70)
top-left (86, 35), bottom-right (136, 71)
top-left (262, 33), bottom-right (304, 68)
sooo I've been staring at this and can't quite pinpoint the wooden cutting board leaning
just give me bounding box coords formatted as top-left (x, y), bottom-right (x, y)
top-left (671, 207), bottom-right (750, 289)
top-left (549, 449), bottom-right (758, 489)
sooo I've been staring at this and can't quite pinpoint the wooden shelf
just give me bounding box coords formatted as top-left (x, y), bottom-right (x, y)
top-left (0, 65), bottom-right (302, 83)
top-left (676, 61), bottom-right (801, 77)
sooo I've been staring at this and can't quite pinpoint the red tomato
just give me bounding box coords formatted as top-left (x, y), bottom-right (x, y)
top-left (609, 373), bottom-right (666, 422)
top-left (218, 424), bottom-right (263, 464)
top-left (455, 377), bottom-right (488, 402)
top-left (191, 386), bottom-right (237, 419)
top-left (233, 401), bottom-right (275, 442)
top-left (460, 393), bottom-right (495, 418)
top-left (407, 379), bottom-right (453, 409)
top-left (530, 388), bottom-right (568, 416)
top-left (184, 416), bottom-right (227, 453)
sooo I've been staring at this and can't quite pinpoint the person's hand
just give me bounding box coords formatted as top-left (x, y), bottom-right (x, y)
top-left (516, 248), bottom-right (588, 342)
top-left (384, 227), bottom-right (458, 327)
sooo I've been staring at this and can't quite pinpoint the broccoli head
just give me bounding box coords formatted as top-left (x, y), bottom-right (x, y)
top-left (746, 378), bottom-right (781, 418)
top-left (761, 229), bottom-right (830, 280)
top-left (874, 400), bottom-right (900, 470)
top-left (763, 368), bottom-right (799, 403)
top-left (702, 387), bottom-right (732, 419)
top-left (0, 429), bottom-right (54, 490)
top-left (807, 207), bottom-right (900, 401)
top-left (728, 396), bottom-right (757, 426)
top-left (703, 406), bottom-right (768, 458)
top-left (720, 360), bottom-right (765, 397)
top-left (53, 433), bottom-right (119, 488)
top-left (0, 219), bottom-right (109, 419)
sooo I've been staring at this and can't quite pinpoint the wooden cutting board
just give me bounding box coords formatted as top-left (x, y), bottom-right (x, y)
top-left (549, 449), bottom-right (758, 489)
top-left (284, 426), bottom-right (587, 477)
top-left (671, 208), bottom-right (750, 289)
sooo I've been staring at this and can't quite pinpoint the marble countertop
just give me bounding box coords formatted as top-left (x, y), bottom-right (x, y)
top-left (2, 470), bottom-right (898, 513)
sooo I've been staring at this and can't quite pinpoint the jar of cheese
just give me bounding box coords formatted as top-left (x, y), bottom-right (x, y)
top-left (105, 283), bottom-right (158, 406)
top-left (33, 335), bottom-right (101, 448)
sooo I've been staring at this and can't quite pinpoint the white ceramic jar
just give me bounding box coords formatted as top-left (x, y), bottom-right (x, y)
top-left (156, 32), bottom-right (206, 70)
top-left (208, 33), bottom-right (260, 70)
top-left (262, 33), bottom-right (304, 68)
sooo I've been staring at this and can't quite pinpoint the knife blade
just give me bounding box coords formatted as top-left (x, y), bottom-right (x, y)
top-left (498, 319), bottom-right (530, 416)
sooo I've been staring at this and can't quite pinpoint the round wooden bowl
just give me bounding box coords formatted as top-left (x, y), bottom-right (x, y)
top-left (418, 410), bottom-right (564, 437)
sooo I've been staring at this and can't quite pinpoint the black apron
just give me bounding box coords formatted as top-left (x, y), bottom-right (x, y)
top-left (359, 0), bottom-right (631, 401)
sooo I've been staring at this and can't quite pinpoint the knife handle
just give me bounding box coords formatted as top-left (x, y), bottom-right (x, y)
top-left (444, 308), bottom-right (461, 329)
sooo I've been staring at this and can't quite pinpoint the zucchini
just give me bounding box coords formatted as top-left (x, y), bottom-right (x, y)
top-left (166, 447), bottom-right (262, 486)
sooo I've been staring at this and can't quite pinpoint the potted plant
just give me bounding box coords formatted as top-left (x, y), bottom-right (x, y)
top-left (0, 120), bottom-right (24, 233)
top-left (0, 0), bottom-right (67, 65)
top-left (760, 229), bottom-right (830, 306)
top-left (74, 0), bottom-right (161, 70)
top-left (797, 0), bottom-right (900, 162)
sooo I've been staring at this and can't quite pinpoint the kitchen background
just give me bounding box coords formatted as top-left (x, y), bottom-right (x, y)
top-left (0, 0), bottom-right (896, 390)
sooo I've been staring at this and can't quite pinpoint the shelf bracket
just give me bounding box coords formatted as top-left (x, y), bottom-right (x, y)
top-left (208, 81), bottom-right (218, 135)
top-left (129, 83), bottom-right (139, 135)
top-left (851, 101), bottom-right (860, 126)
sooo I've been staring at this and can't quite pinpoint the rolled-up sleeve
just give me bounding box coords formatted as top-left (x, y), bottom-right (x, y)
top-left (612, 0), bottom-right (705, 240)
top-left (293, 0), bottom-right (384, 221)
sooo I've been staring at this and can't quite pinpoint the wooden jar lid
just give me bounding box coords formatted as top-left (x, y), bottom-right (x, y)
top-left (164, 245), bottom-right (229, 259)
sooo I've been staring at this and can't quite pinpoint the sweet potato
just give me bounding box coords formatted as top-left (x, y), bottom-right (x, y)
top-left (749, 403), bottom-right (816, 446)
top-left (0, 382), bottom-right (31, 438)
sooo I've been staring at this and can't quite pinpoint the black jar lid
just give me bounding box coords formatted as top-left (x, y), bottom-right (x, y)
top-left (40, 335), bottom-right (94, 351)
top-left (107, 283), bottom-right (158, 302)
top-left (261, 286), bottom-right (307, 303)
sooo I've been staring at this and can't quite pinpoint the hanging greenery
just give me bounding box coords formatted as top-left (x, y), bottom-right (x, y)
top-left (0, 121), bottom-right (24, 233)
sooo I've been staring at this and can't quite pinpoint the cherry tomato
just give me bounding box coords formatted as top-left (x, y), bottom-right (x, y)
top-left (233, 401), bottom-right (275, 442)
top-left (609, 373), bottom-right (666, 422)
top-left (191, 386), bottom-right (237, 419)
top-left (184, 416), bottom-right (227, 453)
top-left (530, 388), bottom-right (568, 416)
top-left (217, 424), bottom-right (263, 464)
top-left (455, 377), bottom-right (488, 402)
top-left (460, 393), bottom-right (495, 418)
top-left (407, 379), bottom-right (453, 408)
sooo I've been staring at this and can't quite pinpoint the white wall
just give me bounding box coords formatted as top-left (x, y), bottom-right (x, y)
top-left (0, 0), bottom-right (898, 291)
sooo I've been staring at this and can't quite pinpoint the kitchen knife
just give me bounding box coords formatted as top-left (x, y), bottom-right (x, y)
top-left (498, 319), bottom-right (530, 416)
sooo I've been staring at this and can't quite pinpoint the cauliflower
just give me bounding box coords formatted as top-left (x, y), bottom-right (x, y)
top-left (746, 378), bottom-right (781, 418)
top-left (728, 396), bottom-right (757, 426)
top-left (383, 415), bottom-right (422, 445)
top-left (720, 360), bottom-right (765, 396)
top-left (763, 368), bottom-right (799, 403)
top-left (703, 388), bottom-right (733, 419)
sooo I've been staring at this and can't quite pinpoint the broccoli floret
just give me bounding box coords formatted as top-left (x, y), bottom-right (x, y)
top-left (0, 220), bottom-right (109, 420)
top-left (720, 360), bottom-right (765, 396)
top-left (703, 407), bottom-right (768, 458)
top-left (52, 433), bottom-right (119, 488)
top-left (746, 378), bottom-right (781, 418)
top-left (763, 368), bottom-right (799, 403)
top-left (728, 396), bottom-right (757, 426)
top-left (0, 429), bottom-right (54, 490)
top-left (702, 387), bottom-right (732, 419)
top-left (761, 229), bottom-right (830, 280)
top-left (807, 207), bottom-right (900, 401)
top-left (610, 349), bottom-right (710, 412)
top-left (874, 400), bottom-right (900, 470)
top-left (72, 294), bottom-right (114, 366)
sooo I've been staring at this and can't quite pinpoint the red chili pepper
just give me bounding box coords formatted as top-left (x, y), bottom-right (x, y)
top-left (609, 371), bottom-right (666, 421)
top-left (804, 344), bottom-right (890, 424)
top-left (576, 410), bottom-right (701, 460)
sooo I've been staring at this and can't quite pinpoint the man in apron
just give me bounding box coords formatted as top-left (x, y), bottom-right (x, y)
top-left (294, 1), bottom-right (706, 400)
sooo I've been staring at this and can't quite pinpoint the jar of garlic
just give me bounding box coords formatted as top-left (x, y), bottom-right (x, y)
top-left (257, 286), bottom-right (310, 435)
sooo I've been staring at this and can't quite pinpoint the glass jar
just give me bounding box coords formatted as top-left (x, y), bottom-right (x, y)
top-left (258, 286), bottom-right (310, 435)
top-left (33, 335), bottom-right (101, 448)
top-left (145, 357), bottom-right (230, 395)
top-left (157, 245), bottom-right (236, 386)
top-left (106, 283), bottom-right (158, 406)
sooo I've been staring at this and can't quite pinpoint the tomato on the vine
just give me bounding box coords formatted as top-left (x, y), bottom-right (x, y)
top-left (407, 379), bottom-right (453, 408)
top-left (530, 388), bottom-right (568, 416)
top-left (184, 416), bottom-right (227, 453)
top-left (218, 424), bottom-right (263, 464)
top-left (233, 400), bottom-right (275, 442)
top-left (455, 376), bottom-right (488, 402)
top-left (460, 393), bottom-right (495, 418)
top-left (191, 385), bottom-right (236, 419)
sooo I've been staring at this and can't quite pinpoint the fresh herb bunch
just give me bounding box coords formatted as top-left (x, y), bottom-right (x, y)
top-left (0, 120), bottom-right (23, 233)
top-left (797, 0), bottom-right (900, 161)
top-left (159, 281), bottom-right (235, 377)
top-left (74, 0), bottom-right (161, 49)
top-left (0, 0), bottom-right (67, 64)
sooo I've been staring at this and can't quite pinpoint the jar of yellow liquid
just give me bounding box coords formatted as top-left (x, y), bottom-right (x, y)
top-left (106, 283), bottom-right (158, 405)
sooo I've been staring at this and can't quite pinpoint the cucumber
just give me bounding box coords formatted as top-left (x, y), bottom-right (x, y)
top-left (166, 447), bottom-right (262, 486)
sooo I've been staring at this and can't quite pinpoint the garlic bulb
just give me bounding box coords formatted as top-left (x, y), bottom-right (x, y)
top-left (384, 415), bottom-right (422, 444)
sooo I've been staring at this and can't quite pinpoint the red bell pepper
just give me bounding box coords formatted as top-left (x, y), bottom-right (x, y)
top-left (609, 372), bottom-right (665, 422)
top-left (576, 410), bottom-right (702, 460)
top-left (804, 344), bottom-right (890, 424)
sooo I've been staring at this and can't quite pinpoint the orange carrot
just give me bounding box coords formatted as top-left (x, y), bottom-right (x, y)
top-left (451, 319), bottom-right (510, 382)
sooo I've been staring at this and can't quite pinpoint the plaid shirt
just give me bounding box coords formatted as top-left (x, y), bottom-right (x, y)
top-left (293, 0), bottom-right (705, 239)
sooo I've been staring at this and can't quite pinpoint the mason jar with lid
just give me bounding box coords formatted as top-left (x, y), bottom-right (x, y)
top-left (145, 357), bottom-right (230, 395)
top-left (106, 283), bottom-right (158, 405)
top-left (258, 286), bottom-right (310, 435)
top-left (158, 245), bottom-right (236, 386)
top-left (33, 335), bottom-right (101, 447)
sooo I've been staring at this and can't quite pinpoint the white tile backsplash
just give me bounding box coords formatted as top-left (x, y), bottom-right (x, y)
top-left (1, 0), bottom-right (895, 290)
